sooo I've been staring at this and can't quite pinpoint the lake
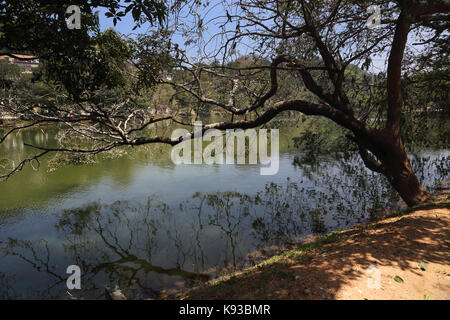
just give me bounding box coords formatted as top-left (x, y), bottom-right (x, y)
top-left (0, 116), bottom-right (448, 299)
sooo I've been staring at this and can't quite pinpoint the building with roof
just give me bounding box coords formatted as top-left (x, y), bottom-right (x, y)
top-left (0, 53), bottom-right (40, 73)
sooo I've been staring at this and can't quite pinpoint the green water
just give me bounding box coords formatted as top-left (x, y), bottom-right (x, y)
top-left (0, 116), bottom-right (448, 299)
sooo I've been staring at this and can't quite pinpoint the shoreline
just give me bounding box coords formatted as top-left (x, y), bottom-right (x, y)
top-left (174, 187), bottom-right (449, 300)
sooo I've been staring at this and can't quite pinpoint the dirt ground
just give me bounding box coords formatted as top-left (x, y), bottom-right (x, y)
top-left (182, 191), bottom-right (450, 300)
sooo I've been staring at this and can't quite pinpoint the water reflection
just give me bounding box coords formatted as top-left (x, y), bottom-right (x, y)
top-left (0, 150), bottom-right (447, 299)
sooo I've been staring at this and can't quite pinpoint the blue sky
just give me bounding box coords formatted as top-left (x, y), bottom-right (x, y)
top-left (97, 7), bottom-right (148, 34)
top-left (96, 4), bottom-right (228, 62)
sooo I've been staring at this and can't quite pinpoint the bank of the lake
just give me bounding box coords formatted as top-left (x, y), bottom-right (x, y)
top-left (180, 187), bottom-right (450, 300)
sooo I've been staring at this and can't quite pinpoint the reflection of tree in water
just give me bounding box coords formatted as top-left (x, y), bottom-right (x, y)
top-left (0, 238), bottom-right (66, 299)
top-left (55, 199), bottom-right (212, 298)
top-left (409, 153), bottom-right (449, 187)
top-left (294, 151), bottom-right (448, 213)
top-left (0, 199), bottom-right (210, 299)
top-left (0, 272), bottom-right (18, 299)
top-left (0, 151), bottom-right (447, 299)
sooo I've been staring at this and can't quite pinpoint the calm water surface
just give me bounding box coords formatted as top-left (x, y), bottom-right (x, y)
top-left (0, 118), bottom-right (448, 299)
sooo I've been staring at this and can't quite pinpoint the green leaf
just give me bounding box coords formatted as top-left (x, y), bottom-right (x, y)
top-left (424, 294), bottom-right (430, 300)
top-left (394, 275), bottom-right (404, 283)
top-left (419, 261), bottom-right (428, 271)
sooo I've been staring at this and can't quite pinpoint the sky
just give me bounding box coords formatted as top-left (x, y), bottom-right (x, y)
top-left (95, 3), bottom-right (389, 73)
top-left (96, 3), bottom-right (230, 63)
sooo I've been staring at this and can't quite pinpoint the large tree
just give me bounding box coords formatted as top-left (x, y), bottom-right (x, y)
top-left (0, 0), bottom-right (449, 207)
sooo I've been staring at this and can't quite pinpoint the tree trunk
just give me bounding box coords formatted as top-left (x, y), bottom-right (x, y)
top-left (386, 158), bottom-right (432, 207)
top-left (380, 9), bottom-right (433, 207)
top-left (374, 136), bottom-right (432, 207)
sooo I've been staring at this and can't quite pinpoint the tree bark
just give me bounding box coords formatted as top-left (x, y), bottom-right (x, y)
top-left (360, 129), bottom-right (432, 207)
top-left (381, 8), bottom-right (432, 207)
top-left (380, 139), bottom-right (432, 207)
